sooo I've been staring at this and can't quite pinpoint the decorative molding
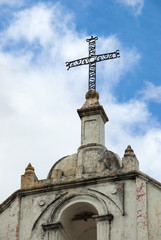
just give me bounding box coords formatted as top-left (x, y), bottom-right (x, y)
top-left (77, 105), bottom-right (108, 123)
top-left (50, 192), bottom-right (108, 222)
top-left (32, 192), bottom-right (68, 230)
top-left (88, 188), bottom-right (124, 215)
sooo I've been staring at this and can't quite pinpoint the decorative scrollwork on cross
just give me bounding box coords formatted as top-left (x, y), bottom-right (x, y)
top-left (66, 36), bottom-right (120, 92)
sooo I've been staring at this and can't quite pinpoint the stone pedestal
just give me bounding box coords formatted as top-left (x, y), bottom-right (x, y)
top-left (77, 91), bottom-right (108, 174)
top-left (77, 90), bottom-right (108, 147)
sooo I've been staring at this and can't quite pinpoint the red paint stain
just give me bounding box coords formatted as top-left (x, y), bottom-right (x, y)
top-left (137, 209), bottom-right (143, 218)
top-left (136, 182), bottom-right (145, 193)
top-left (16, 225), bottom-right (19, 239)
top-left (136, 193), bottom-right (145, 200)
top-left (142, 221), bottom-right (148, 229)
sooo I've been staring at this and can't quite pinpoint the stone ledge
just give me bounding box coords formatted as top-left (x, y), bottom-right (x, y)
top-left (1, 171), bottom-right (161, 214)
top-left (77, 105), bottom-right (108, 123)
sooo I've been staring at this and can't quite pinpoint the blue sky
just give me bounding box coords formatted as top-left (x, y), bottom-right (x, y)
top-left (0, 0), bottom-right (161, 203)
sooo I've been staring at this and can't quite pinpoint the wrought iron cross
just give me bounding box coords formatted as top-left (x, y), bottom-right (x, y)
top-left (66, 36), bottom-right (120, 91)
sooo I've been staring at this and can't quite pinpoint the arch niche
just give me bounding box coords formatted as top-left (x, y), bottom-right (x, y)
top-left (44, 194), bottom-right (113, 240)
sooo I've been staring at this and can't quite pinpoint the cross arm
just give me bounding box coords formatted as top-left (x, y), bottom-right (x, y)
top-left (65, 50), bottom-right (120, 70)
top-left (95, 50), bottom-right (120, 63)
top-left (65, 56), bottom-right (90, 70)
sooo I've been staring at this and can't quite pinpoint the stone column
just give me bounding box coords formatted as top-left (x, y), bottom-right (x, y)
top-left (93, 214), bottom-right (113, 240)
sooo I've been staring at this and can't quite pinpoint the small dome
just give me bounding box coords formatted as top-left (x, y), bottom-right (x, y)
top-left (47, 153), bottom-right (77, 179)
top-left (47, 147), bottom-right (121, 180)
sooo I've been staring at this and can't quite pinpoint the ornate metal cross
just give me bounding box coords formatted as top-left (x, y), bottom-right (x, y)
top-left (66, 36), bottom-right (120, 91)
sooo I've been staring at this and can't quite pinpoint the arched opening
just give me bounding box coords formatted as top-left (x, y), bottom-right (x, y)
top-left (60, 202), bottom-right (98, 240)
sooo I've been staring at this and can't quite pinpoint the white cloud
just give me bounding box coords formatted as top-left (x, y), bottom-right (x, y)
top-left (117, 0), bottom-right (144, 15)
top-left (103, 97), bottom-right (161, 182)
top-left (140, 81), bottom-right (161, 103)
top-left (106, 117), bottom-right (161, 182)
top-left (1, 3), bottom-right (75, 48)
top-left (0, 2), bottom-right (160, 204)
top-left (0, 0), bottom-right (23, 6)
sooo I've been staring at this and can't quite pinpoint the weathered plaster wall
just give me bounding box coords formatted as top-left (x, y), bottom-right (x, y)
top-left (1, 175), bottom-right (161, 240)
top-left (19, 195), bottom-right (34, 240)
top-left (0, 205), bottom-right (9, 239)
top-left (17, 179), bottom-right (137, 240)
top-left (0, 197), bottom-right (20, 240)
top-left (112, 180), bottom-right (137, 240)
top-left (147, 182), bottom-right (161, 239)
top-left (19, 192), bottom-right (57, 240)
top-left (81, 114), bottom-right (105, 146)
top-left (136, 178), bottom-right (148, 239)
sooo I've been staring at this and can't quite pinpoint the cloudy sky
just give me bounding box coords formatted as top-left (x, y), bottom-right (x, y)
top-left (0, 0), bottom-right (161, 203)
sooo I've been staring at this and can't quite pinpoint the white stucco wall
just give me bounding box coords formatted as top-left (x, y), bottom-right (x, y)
top-left (147, 182), bottom-right (161, 239)
top-left (0, 196), bottom-right (20, 240)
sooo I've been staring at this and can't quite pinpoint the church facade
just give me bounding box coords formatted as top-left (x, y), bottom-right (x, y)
top-left (0, 89), bottom-right (161, 240)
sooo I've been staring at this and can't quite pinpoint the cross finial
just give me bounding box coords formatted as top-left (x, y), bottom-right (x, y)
top-left (66, 36), bottom-right (120, 92)
top-left (86, 36), bottom-right (98, 41)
